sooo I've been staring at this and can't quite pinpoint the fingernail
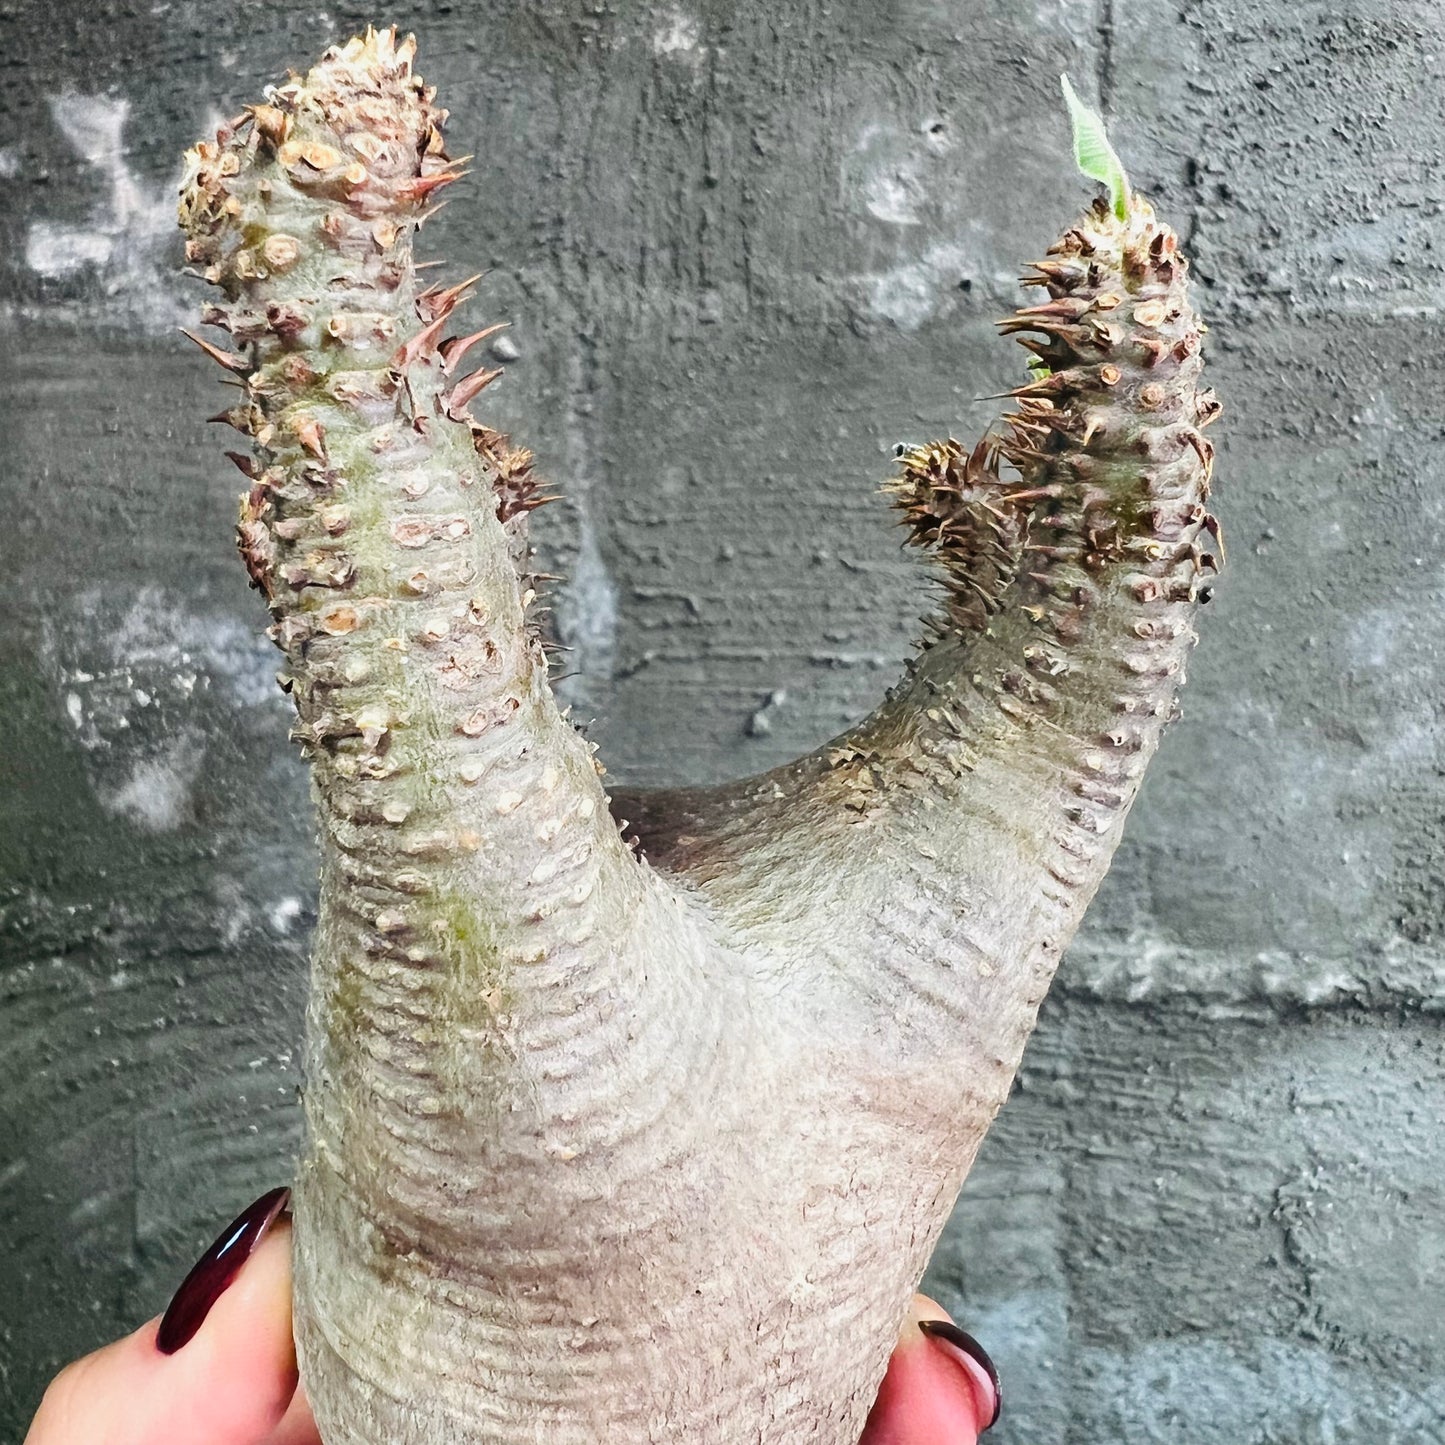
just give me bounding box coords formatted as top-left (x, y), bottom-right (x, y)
top-left (917, 1318), bottom-right (1002, 1431)
top-left (156, 1186), bottom-right (291, 1355)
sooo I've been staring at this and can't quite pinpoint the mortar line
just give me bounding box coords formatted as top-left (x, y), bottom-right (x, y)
top-left (1098, 0), bottom-right (1117, 113)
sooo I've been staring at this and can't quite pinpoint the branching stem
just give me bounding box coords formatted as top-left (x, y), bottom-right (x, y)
top-left (178, 29), bottom-right (1220, 1445)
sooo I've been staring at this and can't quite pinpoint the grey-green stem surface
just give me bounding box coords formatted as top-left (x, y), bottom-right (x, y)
top-left (4, 4), bottom-right (1444, 1443)
top-left (174, 28), bottom-right (1216, 1444)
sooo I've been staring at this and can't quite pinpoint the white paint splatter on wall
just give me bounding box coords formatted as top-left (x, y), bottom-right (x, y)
top-left (849, 123), bottom-right (927, 226)
top-left (842, 119), bottom-right (1008, 329)
top-left (1033, 0), bottom-right (1099, 55)
top-left (23, 92), bottom-right (183, 329)
top-left (865, 241), bottom-right (975, 330)
top-left (98, 731), bottom-right (204, 831)
top-left (653, 10), bottom-right (703, 60)
top-left (44, 586), bottom-right (289, 831)
top-left (269, 897), bottom-right (304, 935)
top-left (564, 515), bottom-right (620, 682)
top-left (49, 584), bottom-right (282, 725)
top-left (554, 355), bottom-right (619, 704)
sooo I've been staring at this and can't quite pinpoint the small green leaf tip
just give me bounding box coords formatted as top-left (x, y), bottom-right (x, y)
top-left (1061, 74), bottom-right (1130, 221)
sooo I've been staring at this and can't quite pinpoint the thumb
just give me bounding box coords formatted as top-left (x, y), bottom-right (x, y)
top-left (25, 1189), bottom-right (317, 1445)
top-left (859, 1293), bottom-right (1001, 1445)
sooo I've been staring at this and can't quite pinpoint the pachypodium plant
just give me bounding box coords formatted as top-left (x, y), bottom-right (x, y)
top-left (178, 27), bottom-right (1221, 1445)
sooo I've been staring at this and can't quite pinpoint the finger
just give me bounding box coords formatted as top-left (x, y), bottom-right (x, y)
top-left (858, 1293), bottom-right (1000, 1444)
top-left (26, 1196), bottom-right (301, 1445)
top-left (260, 1379), bottom-right (320, 1445)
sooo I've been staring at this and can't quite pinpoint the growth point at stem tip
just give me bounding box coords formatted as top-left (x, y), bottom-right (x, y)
top-left (1060, 74), bottom-right (1130, 222)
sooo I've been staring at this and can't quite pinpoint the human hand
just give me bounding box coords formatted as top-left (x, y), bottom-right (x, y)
top-left (858, 1293), bottom-right (1001, 1444)
top-left (24, 1189), bottom-right (316, 1445)
top-left (25, 1189), bottom-right (997, 1444)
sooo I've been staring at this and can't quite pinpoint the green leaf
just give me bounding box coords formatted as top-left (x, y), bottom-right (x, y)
top-left (1060, 74), bottom-right (1130, 221)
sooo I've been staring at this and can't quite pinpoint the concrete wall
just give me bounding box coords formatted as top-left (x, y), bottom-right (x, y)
top-left (2, 1), bottom-right (1442, 1439)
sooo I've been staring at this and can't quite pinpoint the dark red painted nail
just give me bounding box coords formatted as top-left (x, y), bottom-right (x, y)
top-left (156, 1187), bottom-right (291, 1355)
top-left (918, 1318), bottom-right (1002, 1431)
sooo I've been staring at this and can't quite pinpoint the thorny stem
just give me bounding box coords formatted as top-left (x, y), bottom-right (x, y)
top-left (178, 27), bottom-right (1220, 1445)
top-left (179, 31), bottom-right (673, 1087)
top-left (180, 32), bottom-right (735, 1428)
top-left (616, 198), bottom-right (1221, 1076)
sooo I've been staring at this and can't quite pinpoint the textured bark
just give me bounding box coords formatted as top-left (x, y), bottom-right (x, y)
top-left (177, 28), bottom-right (1220, 1445)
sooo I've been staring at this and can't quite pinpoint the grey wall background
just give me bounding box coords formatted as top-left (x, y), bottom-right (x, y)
top-left (1, 0), bottom-right (1442, 1440)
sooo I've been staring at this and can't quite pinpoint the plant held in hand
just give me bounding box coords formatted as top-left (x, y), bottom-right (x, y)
top-left (178, 29), bottom-right (1220, 1445)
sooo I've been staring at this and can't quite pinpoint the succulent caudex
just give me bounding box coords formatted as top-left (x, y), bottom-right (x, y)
top-left (179, 30), bottom-right (1220, 1445)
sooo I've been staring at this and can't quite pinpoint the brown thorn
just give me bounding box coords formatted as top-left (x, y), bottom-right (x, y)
top-left (998, 317), bottom-right (1070, 339)
top-left (1183, 428), bottom-right (1212, 469)
top-left (1001, 445), bottom-right (1045, 465)
top-left (224, 450), bottom-right (261, 479)
top-left (1024, 259), bottom-right (1087, 285)
top-left (295, 415), bottom-right (328, 461)
top-left (402, 168), bottom-right (472, 203)
top-left (179, 328), bottom-right (249, 373)
top-left (440, 323), bottom-right (508, 375)
top-left (1202, 512), bottom-right (1227, 565)
top-left (995, 485), bottom-right (1065, 505)
top-left (1000, 373), bottom-right (1069, 400)
top-left (417, 271), bottom-right (485, 322)
top-left (1136, 337), bottom-right (1168, 367)
top-left (414, 197), bottom-right (452, 230)
top-left (1014, 336), bottom-right (1061, 359)
top-left (446, 366), bottom-right (504, 416)
top-left (1015, 296), bottom-right (1090, 319)
top-left (391, 313), bottom-right (452, 369)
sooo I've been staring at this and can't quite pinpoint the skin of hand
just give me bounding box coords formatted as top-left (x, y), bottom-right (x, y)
top-left (858, 1294), bottom-right (1000, 1445)
top-left (24, 1192), bottom-right (995, 1445)
top-left (24, 1207), bottom-right (318, 1445)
